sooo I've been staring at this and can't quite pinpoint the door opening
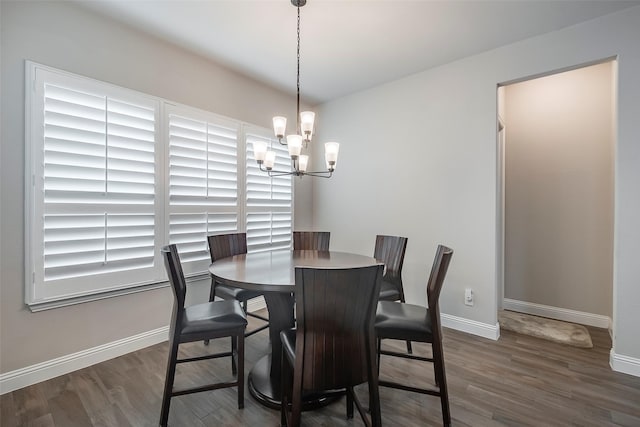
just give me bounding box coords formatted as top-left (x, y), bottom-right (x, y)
top-left (497, 60), bottom-right (616, 342)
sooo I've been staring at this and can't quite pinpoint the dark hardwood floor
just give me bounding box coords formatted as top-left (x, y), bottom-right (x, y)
top-left (2, 311), bottom-right (639, 426)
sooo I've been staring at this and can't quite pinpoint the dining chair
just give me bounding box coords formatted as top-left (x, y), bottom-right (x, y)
top-left (280, 265), bottom-right (384, 427)
top-left (292, 231), bottom-right (330, 251)
top-left (208, 233), bottom-right (269, 339)
top-left (374, 234), bottom-right (411, 353)
top-left (160, 244), bottom-right (247, 427)
top-left (375, 244), bottom-right (453, 427)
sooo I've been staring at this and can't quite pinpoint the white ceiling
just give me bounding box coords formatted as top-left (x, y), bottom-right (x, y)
top-left (77, 0), bottom-right (639, 104)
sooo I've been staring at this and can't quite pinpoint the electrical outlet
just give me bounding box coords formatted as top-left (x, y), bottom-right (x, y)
top-left (464, 288), bottom-right (474, 306)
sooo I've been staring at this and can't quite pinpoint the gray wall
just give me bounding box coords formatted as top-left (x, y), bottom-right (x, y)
top-left (504, 62), bottom-right (614, 317)
top-left (0, 1), bottom-right (312, 374)
top-left (313, 7), bottom-right (640, 362)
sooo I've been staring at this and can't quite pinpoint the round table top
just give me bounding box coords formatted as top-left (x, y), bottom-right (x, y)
top-left (208, 249), bottom-right (380, 293)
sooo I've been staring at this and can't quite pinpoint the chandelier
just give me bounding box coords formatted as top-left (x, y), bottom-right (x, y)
top-left (252, 0), bottom-right (339, 178)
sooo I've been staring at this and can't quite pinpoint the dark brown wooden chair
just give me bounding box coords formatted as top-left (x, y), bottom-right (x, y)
top-left (292, 231), bottom-right (330, 251)
top-left (160, 244), bottom-right (247, 427)
top-left (280, 265), bottom-right (384, 427)
top-left (374, 234), bottom-right (411, 352)
top-left (208, 233), bottom-right (269, 338)
top-left (375, 244), bottom-right (453, 427)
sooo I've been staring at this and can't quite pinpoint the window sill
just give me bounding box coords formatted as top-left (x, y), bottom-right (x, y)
top-left (26, 273), bottom-right (209, 312)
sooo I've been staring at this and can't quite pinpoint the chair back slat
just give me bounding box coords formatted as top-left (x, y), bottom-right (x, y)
top-left (294, 264), bottom-right (383, 391)
top-left (208, 233), bottom-right (247, 262)
top-left (292, 231), bottom-right (330, 251)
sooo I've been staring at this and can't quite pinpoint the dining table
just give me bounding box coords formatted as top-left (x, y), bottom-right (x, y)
top-left (208, 249), bottom-right (379, 410)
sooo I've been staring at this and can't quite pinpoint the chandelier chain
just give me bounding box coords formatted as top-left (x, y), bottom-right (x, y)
top-left (296, 4), bottom-right (301, 132)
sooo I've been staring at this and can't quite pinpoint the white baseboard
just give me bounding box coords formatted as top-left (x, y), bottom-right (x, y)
top-left (503, 298), bottom-right (611, 329)
top-left (610, 350), bottom-right (640, 377)
top-left (441, 313), bottom-right (500, 341)
top-left (0, 326), bottom-right (169, 395)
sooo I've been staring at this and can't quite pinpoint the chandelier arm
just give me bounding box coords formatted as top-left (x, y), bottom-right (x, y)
top-left (258, 163), bottom-right (299, 177)
top-left (301, 170), bottom-right (333, 178)
top-left (269, 171), bottom-right (299, 177)
top-left (258, 163), bottom-right (332, 178)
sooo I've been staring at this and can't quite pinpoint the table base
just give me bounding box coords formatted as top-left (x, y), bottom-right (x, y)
top-left (248, 355), bottom-right (340, 410)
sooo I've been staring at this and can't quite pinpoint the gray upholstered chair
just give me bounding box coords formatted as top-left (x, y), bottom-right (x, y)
top-left (375, 244), bottom-right (453, 427)
top-left (280, 265), bottom-right (384, 427)
top-left (160, 244), bottom-right (247, 427)
top-left (208, 233), bottom-right (269, 338)
top-left (374, 234), bottom-right (411, 352)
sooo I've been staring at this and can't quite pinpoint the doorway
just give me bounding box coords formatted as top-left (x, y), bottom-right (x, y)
top-left (497, 60), bottom-right (615, 334)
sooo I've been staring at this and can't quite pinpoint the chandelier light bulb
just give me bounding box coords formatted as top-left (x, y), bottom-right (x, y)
top-left (300, 111), bottom-right (315, 140)
top-left (273, 116), bottom-right (287, 139)
top-left (264, 151), bottom-right (276, 170)
top-left (287, 134), bottom-right (303, 158)
top-left (324, 142), bottom-right (339, 167)
top-left (298, 155), bottom-right (309, 172)
top-left (253, 140), bottom-right (268, 162)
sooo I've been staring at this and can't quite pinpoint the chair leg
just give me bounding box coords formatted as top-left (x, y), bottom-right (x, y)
top-left (280, 351), bottom-right (292, 427)
top-left (159, 336), bottom-right (179, 427)
top-left (209, 279), bottom-right (217, 302)
top-left (280, 366), bottom-right (286, 426)
top-left (376, 338), bottom-right (382, 375)
top-left (433, 343), bottom-right (451, 427)
top-left (346, 387), bottom-right (354, 419)
top-left (367, 344), bottom-right (382, 427)
top-left (231, 336), bottom-right (238, 375)
top-left (204, 280), bottom-right (218, 346)
top-left (290, 362), bottom-right (303, 427)
top-left (237, 332), bottom-right (245, 409)
top-left (406, 340), bottom-right (413, 354)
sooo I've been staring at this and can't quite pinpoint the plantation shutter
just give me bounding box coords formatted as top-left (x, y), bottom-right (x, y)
top-left (245, 130), bottom-right (293, 252)
top-left (28, 65), bottom-right (162, 304)
top-left (167, 107), bottom-right (240, 275)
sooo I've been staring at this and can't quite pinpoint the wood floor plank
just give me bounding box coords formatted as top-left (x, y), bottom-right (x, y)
top-left (12, 382), bottom-right (50, 426)
top-left (27, 413), bottom-right (55, 427)
top-left (0, 393), bottom-right (18, 427)
top-left (47, 389), bottom-right (93, 427)
top-left (2, 313), bottom-right (639, 426)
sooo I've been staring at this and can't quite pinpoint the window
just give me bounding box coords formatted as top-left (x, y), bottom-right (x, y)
top-left (26, 62), bottom-right (293, 310)
top-left (167, 106), bottom-right (240, 276)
